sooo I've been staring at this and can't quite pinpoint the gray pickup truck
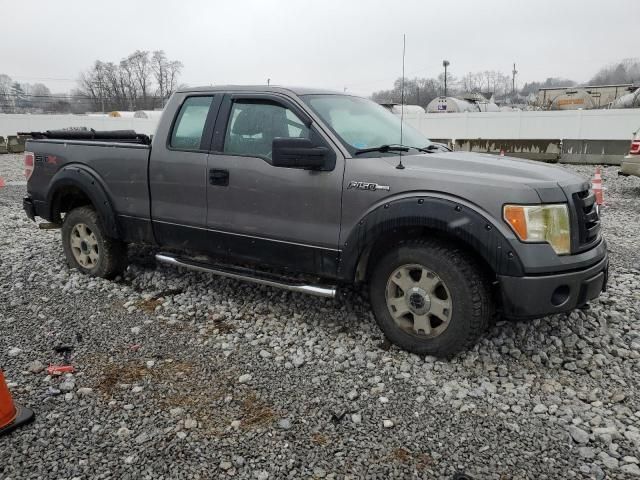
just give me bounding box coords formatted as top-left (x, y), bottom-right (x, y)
top-left (22, 86), bottom-right (608, 356)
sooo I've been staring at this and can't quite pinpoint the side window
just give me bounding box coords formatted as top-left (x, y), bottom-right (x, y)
top-left (170, 96), bottom-right (214, 150)
top-left (223, 101), bottom-right (309, 158)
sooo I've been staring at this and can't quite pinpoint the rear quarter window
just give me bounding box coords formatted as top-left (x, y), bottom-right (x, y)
top-left (170, 96), bottom-right (214, 150)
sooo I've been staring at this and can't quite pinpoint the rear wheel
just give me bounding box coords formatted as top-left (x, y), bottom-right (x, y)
top-left (369, 239), bottom-right (492, 357)
top-left (61, 206), bottom-right (127, 279)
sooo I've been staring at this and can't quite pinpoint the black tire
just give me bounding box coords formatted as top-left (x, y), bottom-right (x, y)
top-left (61, 206), bottom-right (127, 279)
top-left (369, 239), bottom-right (492, 357)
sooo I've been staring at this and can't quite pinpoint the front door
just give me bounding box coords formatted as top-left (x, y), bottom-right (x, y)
top-left (206, 94), bottom-right (344, 277)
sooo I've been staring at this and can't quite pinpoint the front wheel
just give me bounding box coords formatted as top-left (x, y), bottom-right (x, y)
top-left (369, 239), bottom-right (492, 357)
top-left (61, 206), bottom-right (128, 279)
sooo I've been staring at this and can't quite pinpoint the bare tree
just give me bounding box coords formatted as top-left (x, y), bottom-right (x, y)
top-left (127, 50), bottom-right (152, 109)
top-left (0, 74), bottom-right (13, 112)
top-left (77, 50), bottom-right (183, 112)
top-left (152, 50), bottom-right (183, 107)
top-left (119, 57), bottom-right (139, 110)
top-left (165, 60), bottom-right (183, 98)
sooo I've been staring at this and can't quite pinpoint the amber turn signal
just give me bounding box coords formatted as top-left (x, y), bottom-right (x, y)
top-left (503, 205), bottom-right (528, 240)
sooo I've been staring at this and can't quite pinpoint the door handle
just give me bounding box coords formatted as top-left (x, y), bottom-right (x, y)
top-left (209, 169), bottom-right (229, 186)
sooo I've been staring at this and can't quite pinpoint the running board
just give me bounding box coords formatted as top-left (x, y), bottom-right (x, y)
top-left (155, 253), bottom-right (337, 298)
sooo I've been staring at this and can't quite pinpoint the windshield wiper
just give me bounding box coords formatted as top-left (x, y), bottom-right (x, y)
top-left (354, 144), bottom-right (411, 155)
top-left (423, 144), bottom-right (440, 151)
top-left (353, 144), bottom-right (444, 156)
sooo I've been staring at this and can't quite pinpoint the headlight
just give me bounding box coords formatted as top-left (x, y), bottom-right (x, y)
top-left (503, 204), bottom-right (571, 255)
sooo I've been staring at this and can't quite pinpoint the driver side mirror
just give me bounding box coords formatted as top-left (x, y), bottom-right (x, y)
top-left (271, 137), bottom-right (329, 170)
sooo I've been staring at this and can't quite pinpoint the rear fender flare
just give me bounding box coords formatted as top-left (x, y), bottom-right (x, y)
top-left (339, 195), bottom-right (524, 280)
top-left (47, 165), bottom-right (120, 238)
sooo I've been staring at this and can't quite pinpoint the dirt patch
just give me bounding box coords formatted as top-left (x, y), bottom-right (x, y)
top-left (240, 393), bottom-right (276, 429)
top-left (136, 298), bottom-right (163, 313)
top-left (157, 366), bottom-right (275, 434)
top-left (310, 432), bottom-right (329, 446)
top-left (97, 362), bottom-right (147, 395)
top-left (210, 315), bottom-right (235, 334)
top-left (96, 359), bottom-right (193, 395)
top-left (388, 447), bottom-right (433, 471)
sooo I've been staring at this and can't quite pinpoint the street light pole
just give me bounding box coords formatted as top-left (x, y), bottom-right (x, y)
top-left (442, 60), bottom-right (450, 97)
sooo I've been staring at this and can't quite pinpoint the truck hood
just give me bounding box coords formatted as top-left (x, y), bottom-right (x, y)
top-left (342, 151), bottom-right (592, 224)
top-left (393, 151), bottom-right (581, 186)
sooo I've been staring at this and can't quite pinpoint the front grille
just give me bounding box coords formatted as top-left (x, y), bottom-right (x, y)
top-left (572, 189), bottom-right (601, 250)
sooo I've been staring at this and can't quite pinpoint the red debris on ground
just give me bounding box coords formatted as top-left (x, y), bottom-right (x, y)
top-left (46, 365), bottom-right (75, 375)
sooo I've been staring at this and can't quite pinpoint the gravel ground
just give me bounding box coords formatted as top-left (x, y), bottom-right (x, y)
top-left (1, 154), bottom-right (640, 479)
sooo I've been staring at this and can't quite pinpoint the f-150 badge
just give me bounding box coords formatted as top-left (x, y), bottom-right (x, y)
top-left (347, 181), bottom-right (390, 192)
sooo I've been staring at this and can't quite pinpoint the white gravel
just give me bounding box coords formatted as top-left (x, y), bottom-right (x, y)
top-left (1, 155), bottom-right (640, 479)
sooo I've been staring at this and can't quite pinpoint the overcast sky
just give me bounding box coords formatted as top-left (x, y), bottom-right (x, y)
top-left (2, 0), bottom-right (639, 96)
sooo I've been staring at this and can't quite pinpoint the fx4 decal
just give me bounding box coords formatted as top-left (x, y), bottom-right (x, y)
top-left (347, 181), bottom-right (390, 192)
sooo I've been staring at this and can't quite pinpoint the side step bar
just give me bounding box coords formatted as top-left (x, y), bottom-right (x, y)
top-left (155, 253), bottom-right (337, 298)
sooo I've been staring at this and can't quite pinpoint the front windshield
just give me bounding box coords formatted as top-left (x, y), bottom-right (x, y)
top-left (302, 94), bottom-right (432, 155)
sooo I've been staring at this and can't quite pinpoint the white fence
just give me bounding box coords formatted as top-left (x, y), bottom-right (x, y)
top-left (402, 108), bottom-right (640, 141)
top-left (0, 114), bottom-right (159, 138)
top-left (2, 109), bottom-right (640, 142)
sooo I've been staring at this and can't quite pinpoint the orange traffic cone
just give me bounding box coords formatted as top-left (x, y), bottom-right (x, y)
top-left (0, 370), bottom-right (34, 437)
top-left (592, 167), bottom-right (605, 206)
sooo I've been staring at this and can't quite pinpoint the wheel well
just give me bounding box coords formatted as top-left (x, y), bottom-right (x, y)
top-left (51, 186), bottom-right (93, 223)
top-left (355, 226), bottom-right (496, 285)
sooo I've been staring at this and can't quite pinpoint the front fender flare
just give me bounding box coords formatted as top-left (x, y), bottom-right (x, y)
top-left (47, 165), bottom-right (120, 238)
top-left (338, 196), bottom-right (524, 280)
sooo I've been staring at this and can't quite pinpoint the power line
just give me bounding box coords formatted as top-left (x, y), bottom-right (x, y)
top-left (0, 93), bottom-right (168, 99)
top-left (7, 75), bottom-right (77, 82)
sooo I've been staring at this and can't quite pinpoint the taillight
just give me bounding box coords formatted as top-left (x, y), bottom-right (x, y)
top-left (24, 151), bottom-right (34, 180)
top-left (630, 140), bottom-right (640, 155)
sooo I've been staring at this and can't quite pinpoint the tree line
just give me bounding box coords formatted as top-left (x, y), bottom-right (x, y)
top-left (0, 74), bottom-right (60, 113)
top-left (77, 50), bottom-right (183, 112)
top-left (0, 49), bottom-right (183, 114)
top-left (371, 58), bottom-right (640, 108)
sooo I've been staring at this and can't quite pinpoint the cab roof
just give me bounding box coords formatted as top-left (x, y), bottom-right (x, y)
top-left (175, 85), bottom-right (346, 96)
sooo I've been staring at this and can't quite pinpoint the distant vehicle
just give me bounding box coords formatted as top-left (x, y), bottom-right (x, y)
top-left (426, 94), bottom-right (500, 113)
top-left (620, 128), bottom-right (640, 178)
top-left (22, 86), bottom-right (607, 357)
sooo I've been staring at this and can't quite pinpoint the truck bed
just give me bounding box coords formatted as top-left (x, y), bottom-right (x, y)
top-left (25, 136), bottom-right (152, 227)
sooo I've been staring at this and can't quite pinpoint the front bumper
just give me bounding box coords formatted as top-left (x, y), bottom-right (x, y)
top-left (499, 248), bottom-right (609, 319)
top-left (621, 155), bottom-right (640, 178)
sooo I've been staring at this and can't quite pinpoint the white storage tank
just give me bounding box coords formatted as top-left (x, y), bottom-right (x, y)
top-left (390, 104), bottom-right (425, 114)
top-left (608, 88), bottom-right (640, 109)
top-left (426, 96), bottom-right (477, 113)
top-left (549, 90), bottom-right (596, 110)
top-left (107, 111), bottom-right (136, 118)
top-left (134, 110), bottom-right (164, 119)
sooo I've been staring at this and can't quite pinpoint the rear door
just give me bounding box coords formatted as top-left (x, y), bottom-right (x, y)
top-left (205, 93), bottom-right (344, 277)
top-left (149, 93), bottom-right (222, 251)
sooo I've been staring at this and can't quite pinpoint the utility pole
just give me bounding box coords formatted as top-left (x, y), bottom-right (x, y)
top-left (442, 60), bottom-right (450, 97)
top-left (512, 63), bottom-right (518, 94)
